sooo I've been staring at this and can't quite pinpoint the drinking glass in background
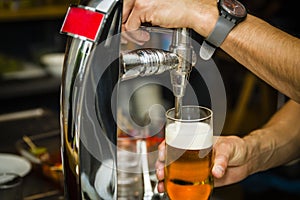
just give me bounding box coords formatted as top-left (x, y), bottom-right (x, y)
top-left (117, 135), bottom-right (143, 199)
top-left (0, 173), bottom-right (23, 200)
top-left (164, 106), bottom-right (214, 200)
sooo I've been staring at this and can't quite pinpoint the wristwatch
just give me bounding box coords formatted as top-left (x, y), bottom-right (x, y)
top-left (199, 0), bottom-right (247, 60)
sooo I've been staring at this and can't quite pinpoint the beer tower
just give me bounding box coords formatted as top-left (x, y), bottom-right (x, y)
top-left (59, 0), bottom-right (196, 199)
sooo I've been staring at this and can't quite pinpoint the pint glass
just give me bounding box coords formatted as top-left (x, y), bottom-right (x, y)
top-left (165, 106), bottom-right (213, 200)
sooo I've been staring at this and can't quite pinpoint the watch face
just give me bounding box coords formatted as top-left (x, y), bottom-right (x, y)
top-left (220, 0), bottom-right (246, 18)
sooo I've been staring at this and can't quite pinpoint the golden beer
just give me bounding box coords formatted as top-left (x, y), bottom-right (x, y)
top-left (165, 145), bottom-right (213, 200)
top-left (165, 106), bottom-right (213, 200)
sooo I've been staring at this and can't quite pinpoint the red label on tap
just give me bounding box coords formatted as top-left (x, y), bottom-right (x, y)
top-left (61, 6), bottom-right (104, 42)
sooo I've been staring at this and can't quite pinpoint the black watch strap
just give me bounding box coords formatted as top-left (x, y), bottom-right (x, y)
top-left (199, 16), bottom-right (235, 60)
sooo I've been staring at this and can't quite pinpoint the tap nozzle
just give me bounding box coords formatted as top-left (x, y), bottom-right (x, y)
top-left (169, 28), bottom-right (196, 118)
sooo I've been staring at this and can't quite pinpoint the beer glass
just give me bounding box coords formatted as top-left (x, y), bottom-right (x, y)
top-left (164, 106), bottom-right (213, 200)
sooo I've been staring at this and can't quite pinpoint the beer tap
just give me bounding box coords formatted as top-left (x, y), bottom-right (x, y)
top-left (120, 48), bottom-right (180, 81)
top-left (59, 1), bottom-right (196, 199)
top-left (120, 27), bottom-right (196, 118)
top-left (169, 28), bottom-right (195, 118)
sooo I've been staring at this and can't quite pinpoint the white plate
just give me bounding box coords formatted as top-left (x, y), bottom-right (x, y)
top-left (40, 53), bottom-right (64, 78)
top-left (0, 153), bottom-right (31, 177)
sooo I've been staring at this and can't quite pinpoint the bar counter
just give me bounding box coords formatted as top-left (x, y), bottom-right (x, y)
top-left (0, 106), bottom-right (299, 199)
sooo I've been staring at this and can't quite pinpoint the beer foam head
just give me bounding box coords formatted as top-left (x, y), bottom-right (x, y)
top-left (166, 122), bottom-right (212, 150)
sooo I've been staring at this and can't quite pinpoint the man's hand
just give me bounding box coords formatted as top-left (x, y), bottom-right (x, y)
top-left (155, 135), bottom-right (251, 192)
top-left (122, 0), bottom-right (218, 43)
top-left (212, 136), bottom-right (250, 187)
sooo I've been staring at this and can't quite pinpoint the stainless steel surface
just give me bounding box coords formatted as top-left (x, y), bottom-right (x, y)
top-left (140, 26), bottom-right (174, 35)
top-left (121, 48), bottom-right (180, 80)
top-left (169, 28), bottom-right (195, 118)
top-left (60, 0), bottom-right (122, 199)
top-left (60, 0), bottom-right (196, 199)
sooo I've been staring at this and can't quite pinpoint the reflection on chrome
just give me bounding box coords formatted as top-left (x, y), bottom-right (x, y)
top-left (60, 1), bottom-right (195, 199)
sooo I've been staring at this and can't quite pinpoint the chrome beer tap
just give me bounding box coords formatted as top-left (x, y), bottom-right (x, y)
top-left (120, 28), bottom-right (195, 118)
top-left (169, 28), bottom-right (195, 118)
top-left (120, 48), bottom-right (181, 81)
top-left (59, 0), bottom-right (196, 199)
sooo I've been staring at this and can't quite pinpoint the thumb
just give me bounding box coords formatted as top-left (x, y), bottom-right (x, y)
top-left (212, 142), bottom-right (231, 178)
top-left (212, 153), bottom-right (228, 178)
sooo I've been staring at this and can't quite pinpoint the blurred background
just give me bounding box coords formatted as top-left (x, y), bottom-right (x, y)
top-left (0, 0), bottom-right (299, 199)
top-left (0, 0), bottom-right (74, 116)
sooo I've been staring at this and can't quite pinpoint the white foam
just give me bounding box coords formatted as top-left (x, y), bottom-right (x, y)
top-left (166, 122), bottom-right (212, 150)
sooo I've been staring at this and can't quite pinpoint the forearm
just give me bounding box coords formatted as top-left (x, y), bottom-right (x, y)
top-left (244, 100), bottom-right (300, 175)
top-left (222, 15), bottom-right (300, 102)
top-left (124, 0), bottom-right (300, 101)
